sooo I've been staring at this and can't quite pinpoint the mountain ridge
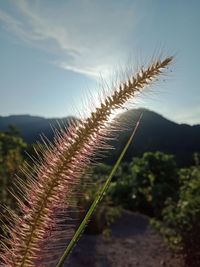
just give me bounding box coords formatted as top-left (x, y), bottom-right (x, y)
top-left (0, 109), bottom-right (199, 166)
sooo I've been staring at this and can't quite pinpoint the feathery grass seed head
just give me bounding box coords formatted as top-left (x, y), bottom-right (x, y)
top-left (0, 56), bottom-right (173, 266)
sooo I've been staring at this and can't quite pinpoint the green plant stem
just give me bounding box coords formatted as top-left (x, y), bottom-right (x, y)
top-left (56, 113), bottom-right (143, 267)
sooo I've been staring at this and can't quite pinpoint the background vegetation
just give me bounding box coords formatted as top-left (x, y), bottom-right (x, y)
top-left (0, 123), bottom-right (199, 266)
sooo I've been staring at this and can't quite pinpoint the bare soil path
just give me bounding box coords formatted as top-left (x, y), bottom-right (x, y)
top-left (65, 210), bottom-right (183, 267)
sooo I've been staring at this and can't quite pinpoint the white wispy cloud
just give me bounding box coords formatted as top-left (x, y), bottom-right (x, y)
top-left (0, 0), bottom-right (139, 77)
top-left (0, 9), bottom-right (30, 41)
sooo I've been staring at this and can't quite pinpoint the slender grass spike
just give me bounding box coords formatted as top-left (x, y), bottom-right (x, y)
top-left (0, 56), bottom-right (173, 267)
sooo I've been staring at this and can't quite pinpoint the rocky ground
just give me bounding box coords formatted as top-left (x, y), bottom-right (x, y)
top-left (65, 210), bottom-right (183, 267)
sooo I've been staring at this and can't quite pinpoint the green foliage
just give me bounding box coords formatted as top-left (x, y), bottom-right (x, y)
top-left (1, 124), bottom-right (200, 267)
top-left (0, 129), bottom-right (27, 207)
top-left (0, 129), bottom-right (28, 238)
top-left (110, 152), bottom-right (179, 217)
top-left (154, 165), bottom-right (200, 266)
top-left (110, 151), bottom-right (200, 265)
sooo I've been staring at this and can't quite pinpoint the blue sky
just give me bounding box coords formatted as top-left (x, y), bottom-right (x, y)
top-left (0, 0), bottom-right (199, 124)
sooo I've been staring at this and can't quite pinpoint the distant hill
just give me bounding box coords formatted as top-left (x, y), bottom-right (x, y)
top-left (110, 108), bottom-right (200, 166)
top-left (0, 109), bottom-right (200, 166)
top-left (0, 115), bottom-right (76, 143)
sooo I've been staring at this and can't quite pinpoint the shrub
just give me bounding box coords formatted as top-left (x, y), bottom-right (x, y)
top-left (155, 166), bottom-right (200, 266)
top-left (110, 152), bottom-right (179, 217)
top-left (0, 130), bottom-right (27, 207)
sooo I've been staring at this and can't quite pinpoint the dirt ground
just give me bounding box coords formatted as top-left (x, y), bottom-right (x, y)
top-left (65, 210), bottom-right (183, 267)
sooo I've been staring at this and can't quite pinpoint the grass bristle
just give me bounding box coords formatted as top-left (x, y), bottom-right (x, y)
top-left (0, 56), bottom-right (173, 266)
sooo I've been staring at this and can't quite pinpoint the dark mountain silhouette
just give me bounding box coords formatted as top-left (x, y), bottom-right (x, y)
top-left (0, 109), bottom-right (199, 166)
top-left (0, 114), bottom-right (76, 143)
top-left (109, 108), bottom-right (200, 166)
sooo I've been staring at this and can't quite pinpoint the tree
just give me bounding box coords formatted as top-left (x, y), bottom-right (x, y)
top-left (160, 165), bottom-right (200, 266)
top-left (110, 152), bottom-right (179, 217)
top-left (131, 152), bottom-right (179, 217)
top-left (0, 130), bottom-right (27, 208)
